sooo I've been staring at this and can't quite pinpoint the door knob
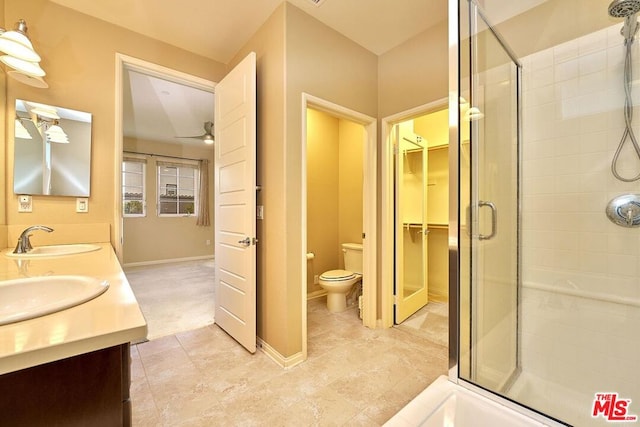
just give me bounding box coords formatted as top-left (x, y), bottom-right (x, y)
top-left (238, 237), bottom-right (251, 247)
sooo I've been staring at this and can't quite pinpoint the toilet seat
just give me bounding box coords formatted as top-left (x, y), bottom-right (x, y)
top-left (319, 269), bottom-right (356, 281)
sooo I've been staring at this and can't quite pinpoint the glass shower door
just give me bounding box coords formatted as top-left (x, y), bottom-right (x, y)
top-left (459, 0), bottom-right (521, 394)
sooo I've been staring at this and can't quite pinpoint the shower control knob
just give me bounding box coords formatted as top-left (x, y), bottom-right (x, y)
top-left (606, 194), bottom-right (640, 227)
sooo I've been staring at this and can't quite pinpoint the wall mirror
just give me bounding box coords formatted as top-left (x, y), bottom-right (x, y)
top-left (14, 99), bottom-right (92, 196)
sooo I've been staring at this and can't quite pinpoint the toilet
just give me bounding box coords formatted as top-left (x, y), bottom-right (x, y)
top-left (319, 243), bottom-right (363, 313)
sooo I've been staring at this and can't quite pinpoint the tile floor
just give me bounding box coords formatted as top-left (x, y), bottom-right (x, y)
top-left (131, 297), bottom-right (449, 426)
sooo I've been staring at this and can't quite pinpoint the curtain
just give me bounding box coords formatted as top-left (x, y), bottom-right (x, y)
top-left (196, 159), bottom-right (210, 226)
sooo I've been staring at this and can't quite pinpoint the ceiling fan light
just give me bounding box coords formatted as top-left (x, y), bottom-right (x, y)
top-left (203, 134), bottom-right (214, 144)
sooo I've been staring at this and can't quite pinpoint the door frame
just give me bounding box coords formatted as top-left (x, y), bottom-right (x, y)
top-left (381, 97), bottom-right (448, 328)
top-left (113, 53), bottom-right (216, 261)
top-left (300, 93), bottom-right (377, 359)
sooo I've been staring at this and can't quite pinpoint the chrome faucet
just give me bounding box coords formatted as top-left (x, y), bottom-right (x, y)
top-left (14, 225), bottom-right (54, 254)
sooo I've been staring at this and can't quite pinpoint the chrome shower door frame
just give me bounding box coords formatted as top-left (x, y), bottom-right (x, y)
top-left (448, 0), bottom-right (551, 423)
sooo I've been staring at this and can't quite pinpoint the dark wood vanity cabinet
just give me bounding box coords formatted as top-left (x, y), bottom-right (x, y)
top-left (0, 343), bottom-right (131, 427)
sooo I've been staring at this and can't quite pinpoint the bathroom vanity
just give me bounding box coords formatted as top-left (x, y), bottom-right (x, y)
top-left (0, 240), bottom-right (147, 426)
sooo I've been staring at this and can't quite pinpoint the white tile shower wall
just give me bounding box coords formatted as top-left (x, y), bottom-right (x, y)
top-left (521, 23), bottom-right (640, 411)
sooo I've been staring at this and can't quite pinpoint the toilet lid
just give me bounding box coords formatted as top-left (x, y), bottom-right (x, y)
top-left (320, 269), bottom-right (356, 281)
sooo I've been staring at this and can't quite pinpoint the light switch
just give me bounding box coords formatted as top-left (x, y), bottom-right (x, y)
top-left (76, 198), bottom-right (89, 213)
top-left (18, 195), bottom-right (32, 213)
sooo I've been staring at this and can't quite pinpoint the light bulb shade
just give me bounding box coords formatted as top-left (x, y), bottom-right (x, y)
top-left (27, 102), bottom-right (60, 120)
top-left (0, 30), bottom-right (40, 62)
top-left (48, 135), bottom-right (69, 143)
top-left (46, 126), bottom-right (69, 143)
top-left (15, 119), bottom-right (32, 139)
top-left (45, 124), bottom-right (68, 138)
top-left (7, 70), bottom-right (48, 88)
top-left (203, 134), bottom-right (214, 144)
top-left (0, 55), bottom-right (45, 77)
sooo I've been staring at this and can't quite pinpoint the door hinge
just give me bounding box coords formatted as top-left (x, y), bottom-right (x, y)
top-left (362, 232), bottom-right (366, 239)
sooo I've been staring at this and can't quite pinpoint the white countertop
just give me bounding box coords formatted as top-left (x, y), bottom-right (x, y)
top-left (0, 243), bottom-right (147, 374)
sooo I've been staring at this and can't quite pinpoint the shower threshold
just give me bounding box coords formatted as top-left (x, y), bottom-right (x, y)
top-left (385, 375), bottom-right (558, 426)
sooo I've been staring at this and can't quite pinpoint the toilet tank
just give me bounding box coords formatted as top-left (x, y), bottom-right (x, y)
top-left (342, 243), bottom-right (363, 274)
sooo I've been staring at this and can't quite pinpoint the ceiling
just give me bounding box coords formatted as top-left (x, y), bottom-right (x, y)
top-left (50, 0), bottom-right (446, 63)
top-left (46, 0), bottom-right (552, 147)
top-left (47, 0), bottom-right (447, 147)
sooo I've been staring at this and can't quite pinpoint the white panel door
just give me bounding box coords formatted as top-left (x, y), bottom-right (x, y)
top-left (214, 52), bottom-right (257, 353)
top-left (394, 123), bottom-right (429, 324)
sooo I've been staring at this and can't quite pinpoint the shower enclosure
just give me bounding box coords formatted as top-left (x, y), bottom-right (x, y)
top-left (453, 1), bottom-right (640, 426)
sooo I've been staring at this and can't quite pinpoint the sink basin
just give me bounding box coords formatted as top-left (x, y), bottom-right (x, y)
top-left (4, 244), bottom-right (101, 258)
top-left (0, 275), bottom-right (109, 325)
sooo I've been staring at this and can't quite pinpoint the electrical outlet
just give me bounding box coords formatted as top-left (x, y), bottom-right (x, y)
top-left (18, 195), bottom-right (32, 213)
top-left (76, 198), bottom-right (89, 213)
top-left (313, 274), bottom-right (319, 284)
top-left (206, 239), bottom-right (211, 246)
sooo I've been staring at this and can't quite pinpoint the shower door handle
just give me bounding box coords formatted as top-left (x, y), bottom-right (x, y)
top-left (478, 201), bottom-right (497, 240)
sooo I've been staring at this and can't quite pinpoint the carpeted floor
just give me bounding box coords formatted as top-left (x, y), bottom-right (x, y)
top-left (124, 259), bottom-right (215, 341)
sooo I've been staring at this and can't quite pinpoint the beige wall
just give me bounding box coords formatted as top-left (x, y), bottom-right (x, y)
top-left (0, 0), bottom-right (6, 245)
top-left (338, 119), bottom-right (364, 252)
top-left (414, 108), bottom-right (448, 148)
top-left (427, 147), bottom-right (449, 301)
top-left (227, 4), bottom-right (289, 355)
top-left (284, 4), bottom-right (377, 356)
top-left (306, 109), bottom-right (364, 294)
top-left (378, 20), bottom-right (448, 118)
top-left (122, 138), bottom-right (214, 265)
top-left (2, 0), bottom-right (449, 359)
top-left (306, 108), bottom-right (339, 294)
top-left (229, 3), bottom-right (378, 357)
top-left (398, 110), bottom-right (450, 303)
top-left (4, 0), bottom-right (225, 245)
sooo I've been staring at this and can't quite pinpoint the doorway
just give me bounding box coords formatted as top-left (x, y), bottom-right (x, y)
top-left (301, 94), bottom-right (377, 361)
top-left (114, 55), bottom-right (217, 340)
top-left (382, 99), bottom-right (450, 329)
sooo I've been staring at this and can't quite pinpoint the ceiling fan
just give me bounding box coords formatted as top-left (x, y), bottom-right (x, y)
top-left (176, 121), bottom-right (214, 144)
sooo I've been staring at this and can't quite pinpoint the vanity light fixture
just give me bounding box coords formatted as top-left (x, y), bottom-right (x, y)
top-left (28, 103), bottom-right (60, 120)
top-left (0, 19), bottom-right (47, 87)
top-left (15, 118), bottom-right (32, 140)
top-left (44, 122), bottom-right (69, 143)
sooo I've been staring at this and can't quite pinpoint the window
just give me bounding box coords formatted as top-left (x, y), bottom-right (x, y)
top-left (122, 159), bottom-right (146, 217)
top-left (157, 163), bottom-right (198, 216)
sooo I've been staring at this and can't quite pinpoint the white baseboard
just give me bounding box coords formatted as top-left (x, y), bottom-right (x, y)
top-left (306, 289), bottom-right (327, 300)
top-left (257, 337), bottom-right (304, 369)
top-left (123, 255), bottom-right (214, 269)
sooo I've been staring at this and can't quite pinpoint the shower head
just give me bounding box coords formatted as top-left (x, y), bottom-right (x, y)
top-left (609, 0), bottom-right (640, 17)
top-left (610, 0), bottom-right (640, 43)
